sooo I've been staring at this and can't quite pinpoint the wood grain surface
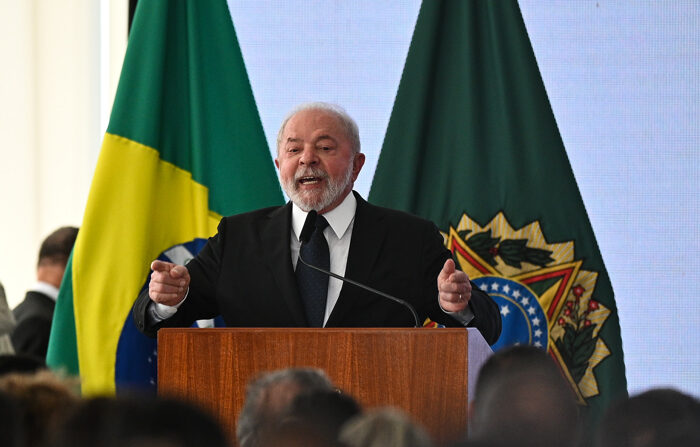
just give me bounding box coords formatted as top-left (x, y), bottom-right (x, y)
top-left (158, 328), bottom-right (489, 445)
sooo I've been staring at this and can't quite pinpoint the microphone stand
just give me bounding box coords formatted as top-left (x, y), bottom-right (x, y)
top-left (296, 252), bottom-right (421, 328)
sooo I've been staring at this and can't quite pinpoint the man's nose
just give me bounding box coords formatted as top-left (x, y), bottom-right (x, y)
top-left (299, 148), bottom-right (318, 165)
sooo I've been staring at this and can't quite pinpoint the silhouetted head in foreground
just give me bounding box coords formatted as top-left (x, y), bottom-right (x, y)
top-left (469, 345), bottom-right (580, 447)
top-left (51, 395), bottom-right (230, 447)
top-left (597, 387), bottom-right (700, 447)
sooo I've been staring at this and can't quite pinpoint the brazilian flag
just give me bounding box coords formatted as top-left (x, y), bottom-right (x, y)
top-left (46, 0), bottom-right (283, 395)
top-left (369, 0), bottom-right (627, 439)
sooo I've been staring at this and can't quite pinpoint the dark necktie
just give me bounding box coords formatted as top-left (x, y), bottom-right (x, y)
top-left (296, 215), bottom-right (330, 327)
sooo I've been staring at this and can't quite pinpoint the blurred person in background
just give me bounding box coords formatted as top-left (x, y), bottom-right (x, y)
top-left (0, 369), bottom-right (80, 447)
top-left (236, 367), bottom-right (335, 447)
top-left (596, 388), bottom-right (700, 447)
top-left (259, 388), bottom-right (362, 446)
top-left (50, 395), bottom-right (231, 447)
top-left (0, 390), bottom-right (22, 447)
top-left (11, 226), bottom-right (78, 360)
top-left (339, 407), bottom-right (434, 447)
top-left (465, 345), bottom-right (580, 447)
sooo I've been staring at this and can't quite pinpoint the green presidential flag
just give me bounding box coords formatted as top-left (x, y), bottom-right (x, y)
top-left (370, 0), bottom-right (626, 431)
top-left (47, 0), bottom-right (283, 395)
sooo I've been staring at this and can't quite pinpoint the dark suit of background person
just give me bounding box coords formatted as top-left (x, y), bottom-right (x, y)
top-left (11, 226), bottom-right (79, 360)
top-left (133, 193), bottom-right (501, 343)
top-left (132, 102), bottom-right (501, 345)
top-left (11, 290), bottom-right (56, 359)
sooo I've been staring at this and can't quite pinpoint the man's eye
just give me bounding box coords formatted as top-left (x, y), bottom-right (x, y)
top-left (321, 146), bottom-right (332, 151)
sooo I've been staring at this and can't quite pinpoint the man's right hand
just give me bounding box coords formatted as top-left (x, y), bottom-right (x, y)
top-left (148, 260), bottom-right (190, 306)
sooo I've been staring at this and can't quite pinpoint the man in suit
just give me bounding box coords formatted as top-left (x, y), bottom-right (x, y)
top-left (12, 226), bottom-right (79, 359)
top-left (133, 103), bottom-right (500, 343)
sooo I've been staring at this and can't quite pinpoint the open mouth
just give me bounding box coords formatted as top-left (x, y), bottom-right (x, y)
top-left (297, 176), bottom-right (324, 185)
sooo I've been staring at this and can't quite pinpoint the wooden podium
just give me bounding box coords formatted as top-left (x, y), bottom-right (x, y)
top-left (158, 328), bottom-right (492, 445)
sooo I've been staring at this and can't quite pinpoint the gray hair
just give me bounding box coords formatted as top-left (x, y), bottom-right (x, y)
top-left (276, 102), bottom-right (361, 154)
top-left (236, 367), bottom-right (334, 447)
top-left (339, 408), bottom-right (434, 447)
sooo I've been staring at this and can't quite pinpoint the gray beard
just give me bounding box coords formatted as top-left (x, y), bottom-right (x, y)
top-left (282, 165), bottom-right (354, 212)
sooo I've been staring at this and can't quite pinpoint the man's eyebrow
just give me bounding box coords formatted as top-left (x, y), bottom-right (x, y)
top-left (315, 134), bottom-right (337, 142)
top-left (285, 137), bottom-right (302, 144)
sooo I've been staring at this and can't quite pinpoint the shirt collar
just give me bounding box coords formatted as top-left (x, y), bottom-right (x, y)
top-left (30, 281), bottom-right (60, 302)
top-left (292, 192), bottom-right (357, 241)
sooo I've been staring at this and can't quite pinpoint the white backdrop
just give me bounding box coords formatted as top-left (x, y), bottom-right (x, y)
top-left (227, 0), bottom-right (700, 397)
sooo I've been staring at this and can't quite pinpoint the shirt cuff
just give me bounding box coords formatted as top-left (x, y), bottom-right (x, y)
top-left (147, 288), bottom-right (188, 323)
top-left (439, 296), bottom-right (475, 326)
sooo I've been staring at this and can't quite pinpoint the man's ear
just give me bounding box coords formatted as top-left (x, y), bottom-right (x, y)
top-left (352, 153), bottom-right (366, 180)
top-left (274, 158), bottom-right (280, 170)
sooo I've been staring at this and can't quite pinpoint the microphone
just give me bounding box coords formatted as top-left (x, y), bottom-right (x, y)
top-left (298, 210), bottom-right (421, 328)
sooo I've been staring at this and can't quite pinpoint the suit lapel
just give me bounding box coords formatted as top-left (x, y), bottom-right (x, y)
top-left (326, 193), bottom-right (386, 325)
top-left (259, 203), bottom-right (308, 325)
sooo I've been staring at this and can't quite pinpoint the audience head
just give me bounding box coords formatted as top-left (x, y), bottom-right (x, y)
top-left (51, 395), bottom-right (231, 447)
top-left (339, 407), bottom-right (434, 447)
top-left (36, 226), bottom-right (79, 288)
top-left (236, 367), bottom-right (334, 447)
top-left (597, 387), bottom-right (700, 447)
top-left (469, 345), bottom-right (579, 447)
top-left (0, 370), bottom-right (80, 447)
top-left (258, 422), bottom-right (346, 447)
top-left (259, 388), bottom-right (361, 446)
top-left (0, 390), bottom-right (22, 447)
top-left (38, 227), bottom-right (79, 268)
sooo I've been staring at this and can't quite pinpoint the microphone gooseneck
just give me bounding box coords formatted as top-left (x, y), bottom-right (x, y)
top-left (297, 210), bottom-right (421, 328)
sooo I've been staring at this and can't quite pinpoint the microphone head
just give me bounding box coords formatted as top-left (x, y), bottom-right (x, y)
top-left (299, 210), bottom-right (318, 244)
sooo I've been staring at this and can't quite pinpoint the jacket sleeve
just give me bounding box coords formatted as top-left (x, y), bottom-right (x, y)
top-left (132, 219), bottom-right (227, 338)
top-left (465, 284), bottom-right (502, 345)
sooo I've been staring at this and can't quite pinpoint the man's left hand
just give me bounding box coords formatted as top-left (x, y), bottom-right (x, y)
top-left (438, 258), bottom-right (471, 312)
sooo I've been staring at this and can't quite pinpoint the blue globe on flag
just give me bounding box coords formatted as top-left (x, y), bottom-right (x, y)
top-left (472, 276), bottom-right (548, 352)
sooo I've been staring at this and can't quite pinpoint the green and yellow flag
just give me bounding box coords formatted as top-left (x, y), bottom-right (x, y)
top-left (369, 0), bottom-right (626, 434)
top-left (47, 0), bottom-right (283, 395)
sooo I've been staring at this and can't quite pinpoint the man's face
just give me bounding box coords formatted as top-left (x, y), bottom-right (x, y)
top-left (275, 109), bottom-right (365, 213)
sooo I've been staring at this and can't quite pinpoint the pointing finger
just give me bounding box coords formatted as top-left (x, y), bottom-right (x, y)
top-left (439, 258), bottom-right (456, 282)
top-left (151, 260), bottom-right (174, 272)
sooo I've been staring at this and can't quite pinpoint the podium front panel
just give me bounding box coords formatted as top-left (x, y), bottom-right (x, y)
top-left (158, 327), bottom-right (491, 445)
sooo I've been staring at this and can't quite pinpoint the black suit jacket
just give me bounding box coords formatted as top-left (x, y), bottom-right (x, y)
top-left (133, 194), bottom-right (500, 343)
top-left (11, 291), bottom-right (56, 360)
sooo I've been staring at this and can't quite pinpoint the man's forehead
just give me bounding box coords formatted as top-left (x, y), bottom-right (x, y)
top-left (285, 109), bottom-right (342, 130)
top-left (283, 111), bottom-right (346, 140)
